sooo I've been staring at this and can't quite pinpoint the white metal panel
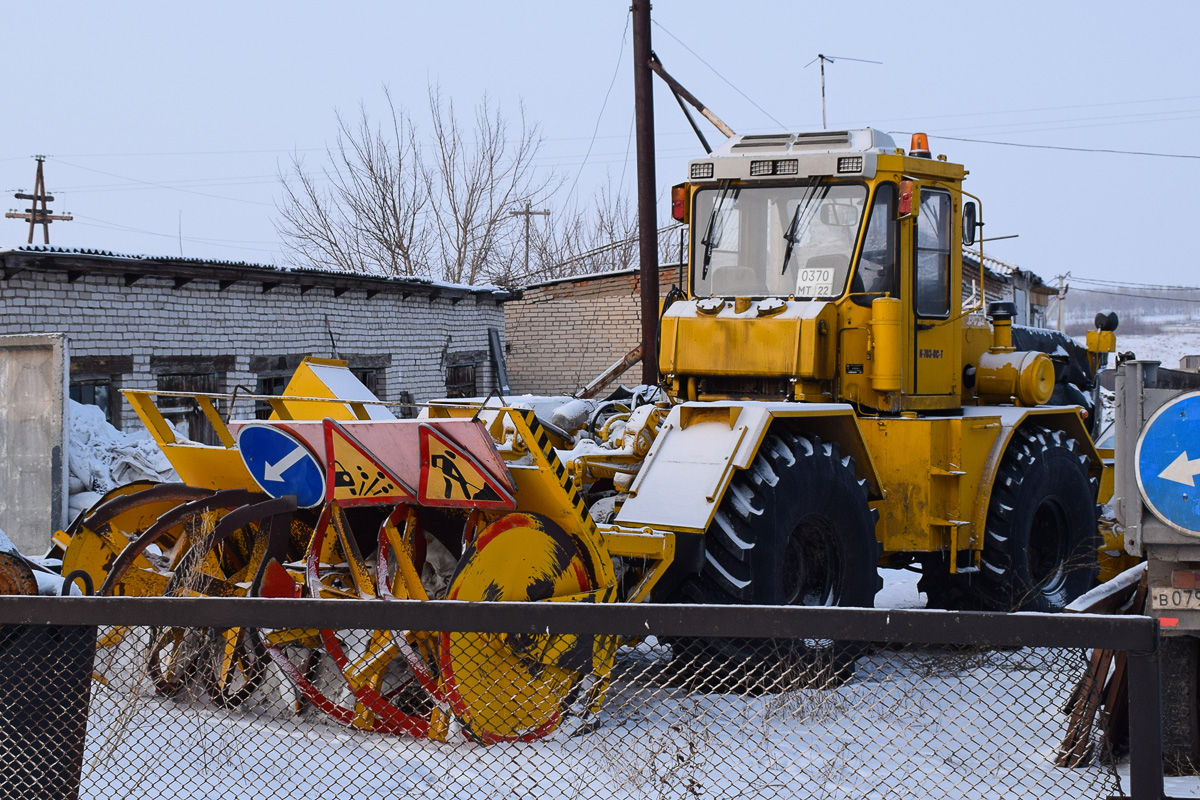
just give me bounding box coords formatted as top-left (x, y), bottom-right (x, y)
top-left (0, 334), bottom-right (68, 553)
top-left (615, 412), bottom-right (746, 532)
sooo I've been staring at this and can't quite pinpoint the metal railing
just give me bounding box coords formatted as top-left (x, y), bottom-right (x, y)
top-left (0, 597), bottom-right (1165, 800)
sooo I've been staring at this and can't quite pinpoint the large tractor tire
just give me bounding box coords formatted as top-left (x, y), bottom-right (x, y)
top-left (977, 425), bottom-right (1099, 613)
top-left (672, 432), bottom-right (880, 679)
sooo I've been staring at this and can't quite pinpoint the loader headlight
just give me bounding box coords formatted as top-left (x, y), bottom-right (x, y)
top-left (749, 159), bottom-right (799, 177)
top-left (837, 156), bottom-right (864, 174)
top-left (690, 162), bottom-right (715, 179)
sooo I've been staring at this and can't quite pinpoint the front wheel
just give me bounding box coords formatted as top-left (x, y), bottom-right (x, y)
top-left (672, 432), bottom-right (880, 680)
top-left (977, 425), bottom-right (1099, 612)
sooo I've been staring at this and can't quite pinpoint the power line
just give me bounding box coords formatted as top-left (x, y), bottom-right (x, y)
top-left (894, 106), bottom-right (1200, 137)
top-left (565, 12), bottom-right (630, 208)
top-left (49, 158), bottom-right (277, 206)
top-left (72, 214), bottom-right (282, 253)
top-left (55, 175), bottom-right (280, 194)
top-left (1073, 277), bottom-right (1200, 291)
top-left (651, 21), bottom-right (785, 129)
top-left (865, 94), bottom-right (1200, 128)
top-left (1067, 286), bottom-right (1200, 303)
top-left (50, 147), bottom-right (326, 158)
top-left (901, 132), bottom-right (1200, 160)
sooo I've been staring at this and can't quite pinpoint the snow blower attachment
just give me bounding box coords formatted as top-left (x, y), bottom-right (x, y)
top-left (59, 358), bottom-right (621, 743)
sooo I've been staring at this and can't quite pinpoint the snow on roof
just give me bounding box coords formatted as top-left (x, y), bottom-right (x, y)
top-left (962, 247), bottom-right (1046, 288)
top-left (521, 262), bottom-right (686, 291)
top-left (1, 244), bottom-right (513, 296)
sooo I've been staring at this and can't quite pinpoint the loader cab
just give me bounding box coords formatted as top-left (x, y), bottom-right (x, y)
top-left (661, 128), bottom-right (972, 413)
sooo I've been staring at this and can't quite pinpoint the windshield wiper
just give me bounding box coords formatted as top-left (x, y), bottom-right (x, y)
top-left (780, 179), bottom-right (827, 275)
top-left (700, 180), bottom-right (733, 280)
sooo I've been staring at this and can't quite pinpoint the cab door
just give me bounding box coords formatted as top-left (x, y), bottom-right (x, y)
top-left (912, 187), bottom-right (961, 397)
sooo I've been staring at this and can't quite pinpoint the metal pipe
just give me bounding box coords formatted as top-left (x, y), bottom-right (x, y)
top-left (633, 0), bottom-right (659, 387)
top-left (0, 596), bottom-right (1159, 649)
top-left (1126, 639), bottom-right (1167, 800)
top-left (647, 54), bottom-right (735, 140)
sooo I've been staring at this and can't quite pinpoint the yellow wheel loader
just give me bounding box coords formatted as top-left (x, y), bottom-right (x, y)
top-left (643, 128), bottom-right (1119, 614)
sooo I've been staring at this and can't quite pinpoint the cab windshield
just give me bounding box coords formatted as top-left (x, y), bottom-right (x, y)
top-left (692, 181), bottom-right (868, 298)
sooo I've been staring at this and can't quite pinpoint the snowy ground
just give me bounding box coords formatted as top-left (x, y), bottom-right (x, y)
top-left (1088, 330), bottom-right (1200, 369)
top-left (76, 628), bottom-right (1119, 800)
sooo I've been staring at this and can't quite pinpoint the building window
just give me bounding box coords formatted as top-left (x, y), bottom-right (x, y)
top-left (69, 380), bottom-right (117, 427)
top-left (70, 356), bottom-right (132, 430)
top-left (446, 364), bottom-right (477, 398)
top-left (351, 367), bottom-right (383, 400)
top-left (156, 372), bottom-right (223, 446)
top-left (255, 374), bottom-right (289, 420)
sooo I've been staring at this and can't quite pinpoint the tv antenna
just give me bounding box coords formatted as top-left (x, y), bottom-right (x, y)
top-left (804, 54), bottom-right (883, 129)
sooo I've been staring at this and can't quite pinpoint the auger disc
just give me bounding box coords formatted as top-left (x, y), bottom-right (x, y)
top-left (61, 483), bottom-right (214, 596)
top-left (255, 502), bottom-right (436, 738)
top-left (439, 512), bottom-right (614, 744)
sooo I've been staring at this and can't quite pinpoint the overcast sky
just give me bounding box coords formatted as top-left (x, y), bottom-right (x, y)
top-left (4, 1), bottom-right (1197, 293)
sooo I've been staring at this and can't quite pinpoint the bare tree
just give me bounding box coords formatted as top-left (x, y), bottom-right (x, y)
top-left (277, 86), bottom-right (682, 288)
top-left (424, 89), bottom-right (554, 286)
top-left (525, 178), bottom-right (685, 286)
top-left (277, 86), bottom-right (553, 286)
top-left (277, 87), bottom-right (430, 277)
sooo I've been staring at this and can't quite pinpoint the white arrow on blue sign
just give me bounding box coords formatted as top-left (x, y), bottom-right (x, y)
top-left (1136, 391), bottom-right (1200, 534)
top-left (236, 423), bottom-right (325, 508)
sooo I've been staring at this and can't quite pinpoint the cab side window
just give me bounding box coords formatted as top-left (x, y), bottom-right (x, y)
top-left (915, 189), bottom-right (952, 317)
top-left (851, 183), bottom-right (896, 307)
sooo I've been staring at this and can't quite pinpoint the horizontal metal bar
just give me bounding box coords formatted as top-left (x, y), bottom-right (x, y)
top-left (0, 597), bottom-right (1158, 651)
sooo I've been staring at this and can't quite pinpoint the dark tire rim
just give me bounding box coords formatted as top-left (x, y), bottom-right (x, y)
top-left (782, 514), bottom-right (842, 607)
top-left (1027, 496), bottom-right (1070, 597)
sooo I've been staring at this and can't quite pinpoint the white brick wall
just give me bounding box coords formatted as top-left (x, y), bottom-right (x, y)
top-left (0, 269), bottom-right (505, 431)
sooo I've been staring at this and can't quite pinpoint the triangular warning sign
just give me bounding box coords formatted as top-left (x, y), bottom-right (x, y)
top-left (324, 419), bottom-right (415, 505)
top-left (418, 424), bottom-right (516, 510)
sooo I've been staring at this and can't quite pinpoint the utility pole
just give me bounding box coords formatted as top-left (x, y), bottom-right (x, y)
top-left (1054, 272), bottom-right (1070, 332)
top-left (6, 156), bottom-right (72, 244)
top-left (509, 200), bottom-right (549, 279)
top-left (632, 0), bottom-right (659, 386)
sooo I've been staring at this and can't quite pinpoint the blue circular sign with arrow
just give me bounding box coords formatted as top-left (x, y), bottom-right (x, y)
top-left (237, 423), bottom-right (325, 508)
top-left (1136, 391), bottom-right (1200, 534)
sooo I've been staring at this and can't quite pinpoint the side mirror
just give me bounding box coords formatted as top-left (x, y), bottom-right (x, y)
top-left (962, 202), bottom-right (977, 246)
top-left (819, 203), bottom-right (859, 227)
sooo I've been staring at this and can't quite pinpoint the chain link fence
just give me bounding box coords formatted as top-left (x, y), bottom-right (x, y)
top-left (0, 598), bottom-right (1161, 800)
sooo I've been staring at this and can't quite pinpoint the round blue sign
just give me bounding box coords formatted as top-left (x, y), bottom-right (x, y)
top-left (1136, 391), bottom-right (1200, 534)
top-left (237, 424), bottom-right (325, 508)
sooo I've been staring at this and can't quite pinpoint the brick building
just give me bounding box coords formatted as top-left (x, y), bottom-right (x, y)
top-left (0, 246), bottom-right (512, 438)
top-left (503, 263), bottom-right (682, 397)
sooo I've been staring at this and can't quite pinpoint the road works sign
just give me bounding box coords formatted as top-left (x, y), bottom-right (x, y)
top-left (1137, 391), bottom-right (1200, 534)
top-left (237, 423), bottom-right (325, 508)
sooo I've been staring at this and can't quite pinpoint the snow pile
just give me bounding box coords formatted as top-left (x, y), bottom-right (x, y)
top-left (1081, 330), bottom-right (1200, 369)
top-left (67, 400), bottom-right (179, 523)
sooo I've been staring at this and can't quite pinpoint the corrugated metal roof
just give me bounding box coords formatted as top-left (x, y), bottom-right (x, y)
top-left (1, 244), bottom-right (511, 295)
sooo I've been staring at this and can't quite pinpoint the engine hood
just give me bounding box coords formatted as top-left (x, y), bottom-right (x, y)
top-left (658, 298), bottom-right (837, 381)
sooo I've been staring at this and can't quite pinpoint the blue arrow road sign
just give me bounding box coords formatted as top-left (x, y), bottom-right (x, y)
top-left (1137, 391), bottom-right (1200, 534)
top-left (237, 423), bottom-right (325, 508)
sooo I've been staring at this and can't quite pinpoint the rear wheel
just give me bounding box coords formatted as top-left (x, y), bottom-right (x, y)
top-left (672, 432), bottom-right (880, 681)
top-left (977, 425), bottom-right (1098, 612)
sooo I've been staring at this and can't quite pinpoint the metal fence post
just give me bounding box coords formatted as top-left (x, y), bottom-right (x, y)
top-left (1126, 634), bottom-right (1166, 800)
